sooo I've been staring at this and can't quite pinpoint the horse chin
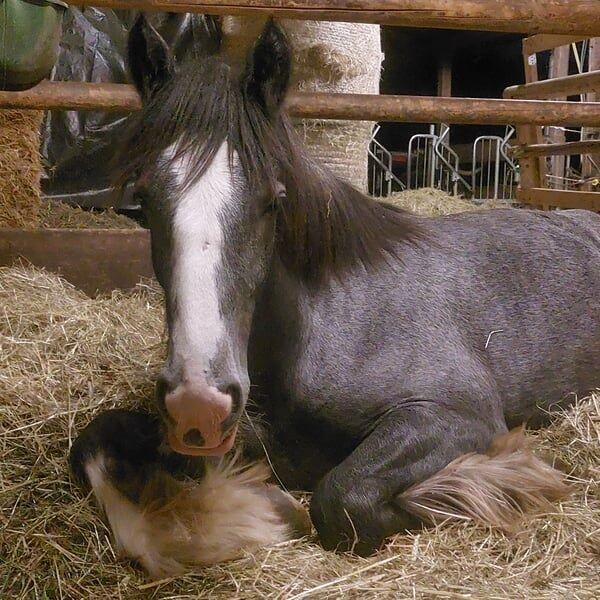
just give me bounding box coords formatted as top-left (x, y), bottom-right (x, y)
top-left (167, 425), bottom-right (238, 457)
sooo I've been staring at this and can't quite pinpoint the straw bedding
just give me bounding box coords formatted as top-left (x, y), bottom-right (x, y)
top-left (382, 188), bottom-right (516, 216)
top-left (39, 202), bottom-right (140, 230)
top-left (1, 198), bottom-right (599, 598)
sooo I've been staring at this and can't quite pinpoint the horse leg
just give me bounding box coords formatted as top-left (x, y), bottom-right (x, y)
top-left (309, 399), bottom-right (501, 553)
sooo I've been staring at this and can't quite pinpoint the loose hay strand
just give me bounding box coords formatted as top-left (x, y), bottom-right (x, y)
top-left (0, 239), bottom-right (599, 598)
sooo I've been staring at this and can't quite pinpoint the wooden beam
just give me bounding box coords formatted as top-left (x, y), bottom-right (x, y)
top-left (0, 229), bottom-right (153, 296)
top-left (513, 139), bottom-right (600, 158)
top-left (74, 1), bottom-right (600, 36)
top-left (504, 70), bottom-right (600, 99)
top-left (522, 34), bottom-right (588, 55)
top-left (517, 188), bottom-right (600, 210)
top-left (285, 94), bottom-right (600, 126)
top-left (1, 82), bottom-right (600, 126)
top-left (0, 81), bottom-right (142, 112)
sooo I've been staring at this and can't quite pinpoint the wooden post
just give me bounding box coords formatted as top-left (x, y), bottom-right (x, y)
top-left (548, 45), bottom-right (570, 190)
top-left (512, 38), bottom-right (546, 204)
top-left (583, 38), bottom-right (600, 191)
top-left (437, 56), bottom-right (453, 98)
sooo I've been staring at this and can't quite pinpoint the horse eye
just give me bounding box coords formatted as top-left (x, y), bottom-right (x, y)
top-left (262, 199), bottom-right (278, 217)
top-left (276, 183), bottom-right (287, 200)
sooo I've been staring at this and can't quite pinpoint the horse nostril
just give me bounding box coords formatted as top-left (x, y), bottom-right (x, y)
top-left (156, 372), bottom-right (176, 398)
top-left (182, 428), bottom-right (205, 447)
top-left (225, 384), bottom-right (242, 415)
top-left (219, 383), bottom-right (243, 434)
top-left (155, 373), bottom-right (177, 423)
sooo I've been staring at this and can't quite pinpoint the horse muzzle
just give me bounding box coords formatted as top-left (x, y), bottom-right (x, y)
top-left (162, 378), bottom-right (241, 456)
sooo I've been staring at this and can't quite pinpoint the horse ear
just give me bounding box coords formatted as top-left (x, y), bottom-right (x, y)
top-left (243, 20), bottom-right (291, 115)
top-left (128, 14), bottom-right (175, 100)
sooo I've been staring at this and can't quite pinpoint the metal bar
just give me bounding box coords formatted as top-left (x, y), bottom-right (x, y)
top-left (493, 139), bottom-right (501, 200)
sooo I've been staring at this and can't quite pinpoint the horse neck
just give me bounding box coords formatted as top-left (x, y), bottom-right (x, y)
top-left (258, 255), bottom-right (308, 334)
top-left (248, 256), bottom-right (308, 390)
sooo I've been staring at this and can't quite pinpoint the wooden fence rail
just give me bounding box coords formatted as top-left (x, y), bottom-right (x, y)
top-left (522, 34), bottom-right (588, 55)
top-left (75, 1), bottom-right (600, 36)
top-left (512, 139), bottom-right (600, 158)
top-left (1, 82), bottom-right (600, 126)
top-left (505, 70), bottom-right (600, 100)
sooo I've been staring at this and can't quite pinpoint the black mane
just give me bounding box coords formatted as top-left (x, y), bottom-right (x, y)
top-left (119, 51), bottom-right (422, 284)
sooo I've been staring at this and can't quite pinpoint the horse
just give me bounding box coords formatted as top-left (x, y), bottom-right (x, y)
top-left (119, 15), bottom-right (600, 554)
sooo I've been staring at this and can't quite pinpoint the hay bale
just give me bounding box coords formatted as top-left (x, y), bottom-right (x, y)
top-left (0, 110), bottom-right (43, 229)
top-left (1, 264), bottom-right (598, 598)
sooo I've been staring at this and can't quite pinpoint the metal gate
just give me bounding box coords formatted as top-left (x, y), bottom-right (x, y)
top-left (472, 127), bottom-right (519, 201)
top-left (407, 127), bottom-right (438, 189)
top-left (368, 125), bottom-right (406, 196)
top-left (407, 125), bottom-right (471, 195)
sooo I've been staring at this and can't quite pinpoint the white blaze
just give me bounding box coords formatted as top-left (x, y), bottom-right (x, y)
top-left (168, 141), bottom-right (233, 373)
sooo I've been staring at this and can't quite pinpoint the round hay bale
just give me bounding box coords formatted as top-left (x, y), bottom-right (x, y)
top-left (0, 109), bottom-right (43, 229)
top-left (284, 20), bottom-right (381, 192)
top-left (222, 18), bottom-right (382, 192)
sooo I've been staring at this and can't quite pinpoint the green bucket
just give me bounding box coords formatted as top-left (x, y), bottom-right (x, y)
top-left (0, 0), bottom-right (68, 91)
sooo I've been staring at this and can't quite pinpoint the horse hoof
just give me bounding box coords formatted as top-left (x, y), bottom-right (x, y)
top-left (261, 484), bottom-right (312, 538)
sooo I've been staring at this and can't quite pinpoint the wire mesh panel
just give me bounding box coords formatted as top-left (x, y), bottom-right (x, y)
top-left (544, 126), bottom-right (600, 191)
top-left (540, 41), bottom-right (600, 194)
